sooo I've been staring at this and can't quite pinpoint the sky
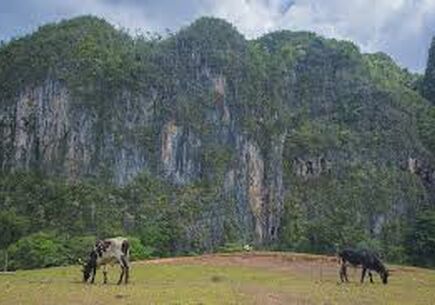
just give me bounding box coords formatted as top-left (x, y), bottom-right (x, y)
top-left (1, 0), bottom-right (435, 72)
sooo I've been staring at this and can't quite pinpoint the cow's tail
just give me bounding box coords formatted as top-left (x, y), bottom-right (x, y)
top-left (118, 239), bottom-right (131, 285)
top-left (121, 239), bottom-right (130, 258)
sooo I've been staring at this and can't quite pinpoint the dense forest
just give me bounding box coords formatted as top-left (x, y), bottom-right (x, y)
top-left (1, 16), bottom-right (435, 270)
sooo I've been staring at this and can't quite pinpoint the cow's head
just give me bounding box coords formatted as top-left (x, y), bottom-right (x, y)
top-left (380, 269), bottom-right (389, 284)
top-left (81, 251), bottom-right (97, 283)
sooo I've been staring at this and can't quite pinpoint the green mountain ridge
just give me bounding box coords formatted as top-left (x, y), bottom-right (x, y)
top-left (1, 16), bottom-right (435, 269)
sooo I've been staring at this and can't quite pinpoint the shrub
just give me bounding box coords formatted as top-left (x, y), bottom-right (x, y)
top-left (355, 239), bottom-right (383, 256)
top-left (217, 242), bottom-right (248, 253)
top-left (127, 236), bottom-right (154, 261)
top-left (405, 211), bottom-right (435, 267)
top-left (65, 235), bottom-right (96, 263)
top-left (8, 232), bottom-right (68, 270)
top-left (0, 210), bottom-right (29, 250)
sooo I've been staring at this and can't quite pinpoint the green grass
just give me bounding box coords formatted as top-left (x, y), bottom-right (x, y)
top-left (1, 252), bottom-right (434, 305)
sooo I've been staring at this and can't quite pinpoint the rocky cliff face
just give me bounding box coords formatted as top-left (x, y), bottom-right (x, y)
top-left (160, 120), bottom-right (201, 184)
top-left (1, 80), bottom-right (156, 184)
top-left (1, 16), bottom-right (434, 248)
top-left (3, 80), bottom-right (71, 173)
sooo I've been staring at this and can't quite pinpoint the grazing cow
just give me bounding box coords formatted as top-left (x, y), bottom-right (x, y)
top-left (338, 248), bottom-right (389, 284)
top-left (82, 237), bottom-right (130, 285)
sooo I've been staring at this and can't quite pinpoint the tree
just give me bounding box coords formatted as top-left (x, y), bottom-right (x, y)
top-left (0, 211), bottom-right (28, 271)
top-left (7, 232), bottom-right (68, 270)
top-left (422, 37), bottom-right (435, 104)
top-left (405, 211), bottom-right (435, 267)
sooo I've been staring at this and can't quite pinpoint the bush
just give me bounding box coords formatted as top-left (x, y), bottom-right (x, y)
top-left (8, 232), bottom-right (68, 270)
top-left (136, 222), bottom-right (174, 257)
top-left (405, 211), bottom-right (435, 267)
top-left (65, 235), bottom-right (96, 264)
top-left (355, 239), bottom-right (383, 256)
top-left (127, 236), bottom-right (154, 261)
top-left (217, 242), bottom-right (251, 253)
top-left (0, 210), bottom-right (29, 250)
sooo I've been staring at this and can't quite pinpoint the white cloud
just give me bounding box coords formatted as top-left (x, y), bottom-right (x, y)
top-left (43, 0), bottom-right (154, 32)
top-left (201, 0), bottom-right (435, 71)
top-left (1, 0), bottom-right (435, 71)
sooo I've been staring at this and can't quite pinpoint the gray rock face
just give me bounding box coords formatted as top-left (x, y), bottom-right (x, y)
top-left (7, 80), bottom-right (70, 173)
top-left (0, 75), bottom-right (287, 245)
top-left (234, 135), bottom-right (265, 244)
top-left (221, 133), bottom-right (288, 245)
top-left (1, 80), bottom-right (157, 184)
top-left (407, 157), bottom-right (435, 191)
top-left (263, 132), bottom-right (287, 243)
top-left (160, 120), bottom-right (202, 185)
top-left (293, 156), bottom-right (331, 178)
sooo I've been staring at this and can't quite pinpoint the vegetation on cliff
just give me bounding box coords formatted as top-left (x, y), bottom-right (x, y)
top-left (1, 16), bottom-right (435, 269)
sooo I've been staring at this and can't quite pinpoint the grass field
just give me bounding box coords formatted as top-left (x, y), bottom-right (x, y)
top-left (1, 252), bottom-right (434, 305)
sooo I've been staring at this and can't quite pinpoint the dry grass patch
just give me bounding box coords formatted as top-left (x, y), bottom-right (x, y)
top-left (1, 252), bottom-right (434, 305)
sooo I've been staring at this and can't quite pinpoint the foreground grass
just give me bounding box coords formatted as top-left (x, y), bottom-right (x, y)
top-left (1, 252), bottom-right (434, 305)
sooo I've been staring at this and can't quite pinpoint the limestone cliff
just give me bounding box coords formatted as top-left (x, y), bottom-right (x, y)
top-left (1, 16), bottom-right (434, 249)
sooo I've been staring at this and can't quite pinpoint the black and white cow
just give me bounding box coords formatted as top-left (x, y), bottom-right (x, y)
top-left (82, 237), bottom-right (130, 285)
top-left (338, 248), bottom-right (389, 284)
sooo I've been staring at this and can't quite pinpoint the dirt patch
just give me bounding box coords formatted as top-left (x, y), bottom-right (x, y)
top-left (114, 294), bottom-right (127, 299)
top-left (140, 252), bottom-right (339, 269)
top-left (140, 256), bottom-right (197, 265)
top-left (136, 252), bottom-right (421, 287)
top-left (242, 284), bottom-right (313, 305)
top-left (210, 275), bottom-right (225, 283)
top-left (137, 252), bottom-right (343, 283)
top-left (391, 266), bottom-right (420, 273)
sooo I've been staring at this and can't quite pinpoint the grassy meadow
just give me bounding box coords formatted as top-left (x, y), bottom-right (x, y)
top-left (1, 252), bottom-right (434, 305)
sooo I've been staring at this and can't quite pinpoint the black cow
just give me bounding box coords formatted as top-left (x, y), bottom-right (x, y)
top-left (338, 248), bottom-right (389, 284)
top-left (81, 237), bottom-right (130, 285)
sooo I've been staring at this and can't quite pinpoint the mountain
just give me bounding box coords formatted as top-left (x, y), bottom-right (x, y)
top-left (422, 37), bottom-right (435, 105)
top-left (1, 16), bottom-right (435, 266)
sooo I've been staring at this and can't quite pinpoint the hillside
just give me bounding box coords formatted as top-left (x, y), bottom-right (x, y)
top-left (1, 16), bottom-right (435, 268)
top-left (1, 252), bottom-right (435, 305)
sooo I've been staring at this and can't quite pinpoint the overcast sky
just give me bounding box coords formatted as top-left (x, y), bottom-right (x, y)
top-left (1, 0), bottom-right (435, 72)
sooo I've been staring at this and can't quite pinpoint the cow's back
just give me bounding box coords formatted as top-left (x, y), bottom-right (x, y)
top-left (96, 237), bottom-right (129, 265)
top-left (339, 249), bottom-right (363, 266)
top-left (339, 248), bottom-right (383, 268)
top-left (105, 237), bottom-right (126, 249)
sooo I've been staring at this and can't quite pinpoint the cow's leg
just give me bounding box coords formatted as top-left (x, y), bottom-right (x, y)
top-left (103, 265), bottom-right (108, 284)
top-left (345, 265), bottom-right (350, 282)
top-left (117, 259), bottom-right (125, 285)
top-left (368, 271), bottom-right (374, 283)
top-left (117, 267), bottom-right (125, 285)
top-left (361, 268), bottom-right (367, 284)
top-left (121, 256), bottom-right (129, 284)
top-left (339, 263), bottom-right (347, 283)
top-left (90, 267), bottom-right (96, 284)
top-left (342, 263), bottom-right (349, 282)
top-left (339, 264), bottom-right (344, 283)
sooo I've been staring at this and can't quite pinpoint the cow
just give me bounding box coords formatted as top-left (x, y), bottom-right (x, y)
top-left (338, 248), bottom-right (389, 284)
top-left (81, 237), bottom-right (130, 285)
